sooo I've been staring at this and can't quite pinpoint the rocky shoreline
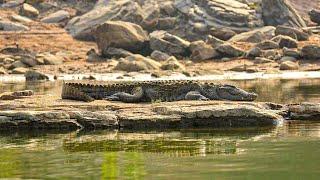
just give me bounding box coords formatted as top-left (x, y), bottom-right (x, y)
top-left (0, 91), bottom-right (319, 131)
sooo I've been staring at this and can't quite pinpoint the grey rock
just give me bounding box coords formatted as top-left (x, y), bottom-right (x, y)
top-left (11, 15), bottom-right (33, 23)
top-left (271, 35), bottom-right (298, 48)
top-left (210, 27), bottom-right (236, 41)
top-left (275, 25), bottom-right (309, 41)
top-left (95, 21), bottom-right (149, 54)
top-left (39, 53), bottom-right (63, 65)
top-left (25, 70), bottom-right (49, 81)
top-left (114, 54), bottom-right (161, 72)
top-left (309, 9), bottom-right (320, 25)
top-left (19, 3), bottom-right (39, 18)
top-left (206, 35), bottom-right (225, 47)
top-left (1, 0), bottom-right (24, 8)
top-left (283, 47), bottom-right (300, 58)
top-left (261, 0), bottom-right (306, 28)
top-left (150, 31), bottom-right (190, 57)
top-left (151, 50), bottom-right (171, 61)
top-left (247, 47), bottom-right (263, 58)
top-left (41, 10), bottom-right (70, 23)
top-left (256, 40), bottom-right (279, 50)
top-left (0, 20), bottom-right (29, 31)
top-left (20, 54), bottom-right (37, 67)
top-left (229, 26), bottom-right (276, 43)
top-left (190, 40), bottom-right (219, 60)
top-left (12, 67), bottom-right (28, 74)
top-left (102, 47), bottom-right (133, 59)
top-left (280, 61), bottom-right (299, 70)
top-left (263, 49), bottom-right (280, 60)
top-left (161, 56), bottom-right (186, 71)
top-left (280, 56), bottom-right (297, 62)
top-left (301, 45), bottom-right (320, 59)
top-left (254, 57), bottom-right (274, 64)
top-left (216, 44), bottom-right (245, 57)
top-left (9, 60), bottom-right (28, 69)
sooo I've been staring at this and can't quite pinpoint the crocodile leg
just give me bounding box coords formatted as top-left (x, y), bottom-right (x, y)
top-left (185, 91), bottom-right (209, 101)
top-left (104, 87), bottom-right (144, 103)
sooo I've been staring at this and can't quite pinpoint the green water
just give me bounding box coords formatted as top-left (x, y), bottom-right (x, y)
top-left (0, 79), bottom-right (320, 179)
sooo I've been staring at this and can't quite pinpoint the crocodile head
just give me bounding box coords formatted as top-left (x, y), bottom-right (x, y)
top-left (202, 84), bottom-right (257, 101)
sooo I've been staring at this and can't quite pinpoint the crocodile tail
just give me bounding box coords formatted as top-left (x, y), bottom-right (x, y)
top-left (62, 83), bottom-right (94, 102)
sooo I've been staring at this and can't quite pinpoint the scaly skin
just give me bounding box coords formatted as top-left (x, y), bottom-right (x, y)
top-left (61, 80), bottom-right (258, 103)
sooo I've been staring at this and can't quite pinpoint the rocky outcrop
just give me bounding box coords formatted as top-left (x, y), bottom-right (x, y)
top-left (0, 100), bottom-right (284, 130)
top-left (174, 0), bottom-right (263, 32)
top-left (66, 0), bottom-right (264, 41)
top-left (150, 30), bottom-right (190, 57)
top-left (261, 0), bottom-right (306, 28)
top-left (94, 21), bottom-right (149, 55)
top-left (66, 0), bottom-right (145, 40)
top-left (301, 45), bottom-right (320, 59)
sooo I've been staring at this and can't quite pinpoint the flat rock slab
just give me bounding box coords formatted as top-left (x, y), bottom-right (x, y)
top-left (0, 94), bottom-right (284, 130)
top-left (287, 103), bottom-right (320, 120)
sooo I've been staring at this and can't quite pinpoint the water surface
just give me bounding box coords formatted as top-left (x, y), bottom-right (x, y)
top-left (0, 79), bottom-right (319, 179)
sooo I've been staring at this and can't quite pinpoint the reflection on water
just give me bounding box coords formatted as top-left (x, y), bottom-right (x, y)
top-left (0, 122), bottom-right (319, 179)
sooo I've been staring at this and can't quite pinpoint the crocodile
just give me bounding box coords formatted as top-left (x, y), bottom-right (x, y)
top-left (61, 80), bottom-right (258, 103)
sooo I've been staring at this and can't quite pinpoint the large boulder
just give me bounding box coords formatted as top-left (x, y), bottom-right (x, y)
top-left (301, 45), bottom-right (320, 60)
top-left (189, 40), bottom-right (219, 60)
top-left (216, 44), bottom-right (245, 58)
top-left (309, 9), bottom-right (320, 25)
top-left (114, 54), bottom-right (161, 72)
top-left (94, 21), bottom-right (149, 55)
top-left (149, 31), bottom-right (190, 57)
top-left (261, 0), bottom-right (306, 28)
top-left (229, 26), bottom-right (276, 43)
top-left (275, 25), bottom-right (309, 41)
top-left (41, 10), bottom-right (70, 24)
top-left (0, 20), bottom-right (29, 31)
top-left (66, 0), bottom-right (145, 40)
